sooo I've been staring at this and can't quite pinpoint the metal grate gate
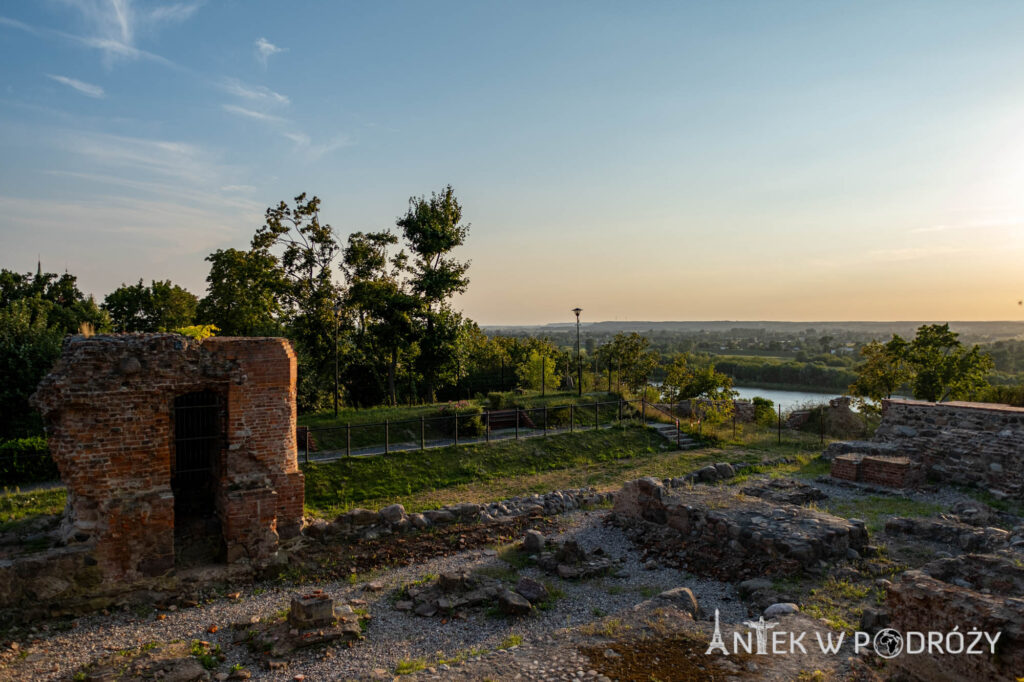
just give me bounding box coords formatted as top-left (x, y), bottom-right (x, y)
top-left (172, 390), bottom-right (222, 518)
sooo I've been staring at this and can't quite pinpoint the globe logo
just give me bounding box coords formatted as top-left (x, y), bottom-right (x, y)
top-left (873, 628), bottom-right (904, 659)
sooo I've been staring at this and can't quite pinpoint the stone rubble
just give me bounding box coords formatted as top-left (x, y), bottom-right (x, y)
top-left (611, 477), bottom-right (868, 581)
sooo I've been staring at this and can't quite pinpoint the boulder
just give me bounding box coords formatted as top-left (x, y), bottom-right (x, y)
top-left (379, 504), bottom-right (406, 524)
top-left (655, 587), bottom-right (700, 618)
top-left (514, 577), bottom-right (549, 604)
top-left (498, 589), bottom-right (532, 615)
top-left (522, 530), bottom-right (545, 554)
top-left (763, 602), bottom-right (800, 618)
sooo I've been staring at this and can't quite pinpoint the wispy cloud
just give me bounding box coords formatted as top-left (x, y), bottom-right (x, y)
top-left (283, 131), bottom-right (310, 146)
top-left (287, 132), bottom-right (351, 160)
top-left (222, 104), bottom-right (284, 123)
top-left (220, 78), bottom-right (289, 105)
top-left (58, 129), bottom-right (226, 186)
top-left (31, 1), bottom-right (200, 66)
top-left (46, 74), bottom-right (105, 98)
top-left (255, 36), bottom-right (285, 66)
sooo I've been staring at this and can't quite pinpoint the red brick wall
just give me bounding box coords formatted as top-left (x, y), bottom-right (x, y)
top-left (31, 334), bottom-right (304, 581)
top-left (830, 454), bottom-right (861, 481)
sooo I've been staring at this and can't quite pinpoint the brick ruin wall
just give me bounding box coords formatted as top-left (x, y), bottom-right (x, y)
top-left (827, 399), bottom-right (1024, 499)
top-left (887, 554), bottom-right (1024, 681)
top-left (830, 454), bottom-right (923, 489)
top-left (28, 334), bottom-right (304, 582)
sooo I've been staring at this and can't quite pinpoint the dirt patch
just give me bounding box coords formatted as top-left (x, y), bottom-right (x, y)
top-left (582, 632), bottom-right (753, 681)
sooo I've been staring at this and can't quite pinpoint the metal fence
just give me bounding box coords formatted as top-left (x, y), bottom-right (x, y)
top-left (298, 398), bottom-right (658, 462)
top-left (296, 395), bottom-right (867, 463)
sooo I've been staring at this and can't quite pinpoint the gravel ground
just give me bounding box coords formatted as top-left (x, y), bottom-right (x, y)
top-left (3, 509), bottom-right (747, 681)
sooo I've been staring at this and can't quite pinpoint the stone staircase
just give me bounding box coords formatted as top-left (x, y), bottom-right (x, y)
top-left (648, 421), bottom-right (700, 450)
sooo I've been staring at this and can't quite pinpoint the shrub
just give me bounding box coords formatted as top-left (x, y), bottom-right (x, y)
top-left (437, 402), bottom-right (485, 437)
top-left (0, 437), bottom-right (59, 484)
top-left (752, 396), bottom-right (775, 427)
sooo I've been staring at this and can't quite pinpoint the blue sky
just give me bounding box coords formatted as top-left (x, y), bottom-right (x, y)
top-left (2, 1), bottom-right (1024, 324)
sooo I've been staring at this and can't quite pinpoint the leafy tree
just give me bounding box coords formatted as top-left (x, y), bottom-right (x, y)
top-left (341, 230), bottom-right (417, 405)
top-left (516, 349), bottom-right (562, 392)
top-left (0, 267), bottom-right (109, 436)
top-left (604, 332), bottom-right (659, 393)
top-left (251, 194), bottom-right (343, 411)
top-left (397, 185), bottom-right (471, 401)
top-left (103, 279), bottom-right (197, 332)
top-left (848, 336), bottom-right (912, 402)
top-left (907, 323), bottom-right (993, 402)
top-left (662, 354), bottom-right (736, 403)
top-left (197, 248), bottom-right (284, 335)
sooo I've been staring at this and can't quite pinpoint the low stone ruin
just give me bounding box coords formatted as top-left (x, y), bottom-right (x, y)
top-left (887, 553), bottom-right (1024, 681)
top-left (884, 515), bottom-right (1024, 554)
top-left (233, 589), bottom-right (362, 662)
top-left (740, 478), bottom-right (828, 505)
top-left (308, 488), bottom-right (614, 542)
top-left (612, 478), bottom-right (868, 580)
top-left (394, 568), bottom-right (547, 618)
top-left (524, 531), bottom-right (621, 579)
top-left (827, 399), bottom-right (1024, 500)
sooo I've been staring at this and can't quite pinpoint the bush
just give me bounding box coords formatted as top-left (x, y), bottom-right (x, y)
top-left (982, 384), bottom-right (1024, 407)
top-left (0, 437), bottom-right (59, 485)
top-left (752, 396), bottom-right (775, 427)
top-left (437, 402), bottom-right (485, 437)
top-left (486, 392), bottom-right (510, 409)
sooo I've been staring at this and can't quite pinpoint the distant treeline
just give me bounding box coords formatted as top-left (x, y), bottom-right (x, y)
top-left (712, 356), bottom-right (857, 392)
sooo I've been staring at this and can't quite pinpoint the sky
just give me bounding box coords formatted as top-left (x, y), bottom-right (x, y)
top-left (1, 1), bottom-right (1023, 325)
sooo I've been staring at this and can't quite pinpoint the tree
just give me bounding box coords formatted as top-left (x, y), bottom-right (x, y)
top-left (341, 231), bottom-right (417, 405)
top-left (0, 267), bottom-right (109, 436)
top-left (251, 193), bottom-right (343, 411)
top-left (907, 323), bottom-right (993, 402)
top-left (849, 324), bottom-right (994, 404)
top-left (197, 248), bottom-right (284, 335)
top-left (605, 332), bottom-right (659, 393)
top-left (662, 354), bottom-right (736, 403)
top-left (103, 279), bottom-right (197, 332)
top-left (397, 185), bottom-right (471, 401)
top-left (848, 336), bottom-right (912, 403)
top-left (516, 349), bottom-right (562, 392)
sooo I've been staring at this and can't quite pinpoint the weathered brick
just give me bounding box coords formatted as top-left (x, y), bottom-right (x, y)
top-left (30, 333), bottom-right (304, 582)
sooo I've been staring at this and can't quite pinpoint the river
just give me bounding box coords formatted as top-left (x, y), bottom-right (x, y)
top-left (731, 386), bottom-right (844, 411)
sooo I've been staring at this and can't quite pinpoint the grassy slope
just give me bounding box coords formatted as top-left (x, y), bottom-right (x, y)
top-left (303, 424), bottom-right (672, 517)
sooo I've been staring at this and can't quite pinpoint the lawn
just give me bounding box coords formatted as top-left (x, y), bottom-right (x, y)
top-left (302, 424), bottom-right (671, 517)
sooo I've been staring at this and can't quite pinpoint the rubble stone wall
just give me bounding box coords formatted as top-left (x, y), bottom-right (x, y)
top-left (611, 478), bottom-right (867, 581)
top-left (29, 334), bottom-right (303, 582)
top-left (887, 554), bottom-right (1024, 681)
top-left (827, 399), bottom-right (1024, 498)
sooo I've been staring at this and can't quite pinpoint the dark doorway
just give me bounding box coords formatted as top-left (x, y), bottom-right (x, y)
top-left (172, 390), bottom-right (225, 565)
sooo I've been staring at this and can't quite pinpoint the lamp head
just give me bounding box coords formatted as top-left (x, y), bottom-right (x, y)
top-left (572, 307), bottom-right (582, 319)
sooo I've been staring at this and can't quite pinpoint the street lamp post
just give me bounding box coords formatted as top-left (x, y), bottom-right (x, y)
top-left (333, 303), bottom-right (343, 417)
top-left (572, 307), bottom-right (582, 397)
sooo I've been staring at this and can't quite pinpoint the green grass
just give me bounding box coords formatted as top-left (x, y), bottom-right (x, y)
top-left (822, 496), bottom-right (944, 533)
top-left (395, 658), bottom-right (427, 675)
top-left (801, 578), bottom-right (879, 634)
top-left (298, 392), bottom-right (627, 451)
top-left (0, 487), bottom-right (66, 532)
top-left (302, 424), bottom-right (670, 516)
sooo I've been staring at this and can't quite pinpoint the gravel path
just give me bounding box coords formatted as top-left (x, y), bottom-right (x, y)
top-left (4, 510), bottom-right (746, 681)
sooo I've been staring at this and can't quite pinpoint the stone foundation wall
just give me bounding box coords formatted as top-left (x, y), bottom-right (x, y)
top-left (611, 478), bottom-right (867, 581)
top-left (828, 399), bottom-right (1024, 499)
top-left (887, 554), bottom-right (1024, 681)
